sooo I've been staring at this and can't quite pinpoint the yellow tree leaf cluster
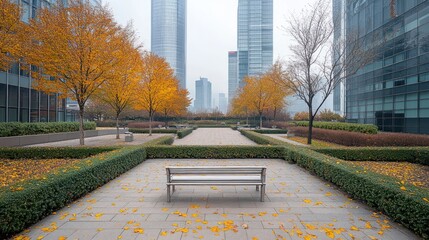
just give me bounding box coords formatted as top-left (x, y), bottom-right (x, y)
top-left (0, 0), bottom-right (23, 70)
top-left (92, 24), bottom-right (143, 139)
top-left (24, 0), bottom-right (128, 145)
top-left (231, 64), bottom-right (291, 128)
top-left (134, 53), bottom-right (185, 135)
top-left (160, 87), bottom-right (191, 126)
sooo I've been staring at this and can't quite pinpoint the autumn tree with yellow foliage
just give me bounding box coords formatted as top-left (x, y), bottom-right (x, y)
top-left (231, 65), bottom-right (291, 128)
top-left (160, 87), bottom-right (191, 127)
top-left (0, 0), bottom-right (23, 71)
top-left (93, 26), bottom-right (143, 139)
top-left (134, 53), bottom-right (177, 135)
top-left (24, 0), bottom-right (125, 145)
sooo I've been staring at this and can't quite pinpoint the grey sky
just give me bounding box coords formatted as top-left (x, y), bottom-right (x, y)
top-left (104, 0), bottom-right (312, 105)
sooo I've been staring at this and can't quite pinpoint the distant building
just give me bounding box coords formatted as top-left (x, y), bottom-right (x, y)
top-left (332, 0), bottom-right (346, 116)
top-left (218, 93), bottom-right (228, 114)
top-left (228, 51), bottom-right (239, 103)
top-left (151, 0), bottom-right (187, 89)
top-left (237, 0), bottom-right (273, 85)
top-left (194, 77), bottom-right (212, 112)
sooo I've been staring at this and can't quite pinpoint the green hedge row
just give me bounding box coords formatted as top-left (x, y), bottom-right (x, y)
top-left (177, 128), bottom-right (193, 139)
top-left (0, 122), bottom-right (97, 137)
top-left (244, 132), bottom-right (429, 238)
top-left (143, 135), bottom-right (175, 146)
top-left (145, 145), bottom-right (286, 159)
top-left (315, 147), bottom-right (429, 166)
top-left (251, 129), bottom-right (288, 134)
top-left (239, 130), bottom-right (286, 145)
top-left (128, 128), bottom-right (178, 134)
top-left (0, 147), bottom-right (117, 159)
top-left (0, 146), bottom-right (147, 239)
top-left (292, 121), bottom-right (378, 134)
top-left (192, 125), bottom-right (231, 128)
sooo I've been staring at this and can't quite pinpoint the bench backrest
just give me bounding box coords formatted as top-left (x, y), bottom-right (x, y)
top-left (166, 166), bottom-right (266, 175)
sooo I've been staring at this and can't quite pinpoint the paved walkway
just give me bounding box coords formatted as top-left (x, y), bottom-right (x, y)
top-left (263, 134), bottom-right (309, 147)
top-left (18, 159), bottom-right (418, 240)
top-left (173, 128), bottom-right (257, 146)
top-left (28, 134), bottom-right (172, 147)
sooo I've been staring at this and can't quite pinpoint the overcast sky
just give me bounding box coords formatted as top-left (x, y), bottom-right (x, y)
top-left (103, 0), bottom-right (314, 107)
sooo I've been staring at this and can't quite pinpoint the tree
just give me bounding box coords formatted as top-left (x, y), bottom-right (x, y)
top-left (93, 25), bottom-right (143, 139)
top-left (277, 0), bottom-right (373, 144)
top-left (25, 0), bottom-right (124, 145)
top-left (316, 109), bottom-right (344, 122)
top-left (160, 87), bottom-right (191, 127)
top-left (0, 0), bottom-right (23, 71)
top-left (293, 111), bottom-right (309, 121)
top-left (134, 53), bottom-right (177, 136)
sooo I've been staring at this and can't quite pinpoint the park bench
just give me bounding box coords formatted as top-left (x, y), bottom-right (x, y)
top-left (165, 166), bottom-right (267, 202)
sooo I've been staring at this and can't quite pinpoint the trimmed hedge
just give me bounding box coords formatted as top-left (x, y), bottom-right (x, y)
top-left (127, 122), bottom-right (165, 128)
top-left (246, 132), bottom-right (429, 238)
top-left (315, 147), bottom-right (429, 166)
top-left (0, 122), bottom-right (96, 137)
top-left (251, 129), bottom-right (288, 134)
top-left (128, 128), bottom-right (178, 134)
top-left (143, 135), bottom-right (175, 146)
top-left (177, 128), bottom-right (193, 139)
top-left (239, 130), bottom-right (287, 145)
top-left (0, 146), bottom-right (147, 239)
top-left (193, 125), bottom-right (231, 128)
top-left (145, 145), bottom-right (286, 159)
top-left (0, 147), bottom-right (117, 159)
top-left (290, 126), bottom-right (429, 147)
top-left (292, 121), bottom-right (378, 134)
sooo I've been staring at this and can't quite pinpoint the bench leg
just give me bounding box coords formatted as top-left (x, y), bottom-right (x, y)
top-left (260, 185), bottom-right (265, 202)
top-left (256, 185), bottom-right (259, 191)
top-left (167, 185), bottom-right (171, 202)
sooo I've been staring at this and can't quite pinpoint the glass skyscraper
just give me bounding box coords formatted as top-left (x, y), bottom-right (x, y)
top-left (151, 0), bottom-right (187, 90)
top-left (0, 0), bottom-right (101, 122)
top-left (237, 0), bottom-right (273, 85)
top-left (228, 51), bottom-right (238, 103)
top-left (342, 0), bottom-right (429, 133)
top-left (194, 77), bottom-right (212, 113)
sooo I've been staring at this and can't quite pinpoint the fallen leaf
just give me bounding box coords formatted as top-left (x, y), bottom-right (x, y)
top-left (350, 226), bottom-right (359, 231)
top-left (133, 228), bottom-right (144, 234)
top-left (303, 199), bottom-right (312, 204)
top-left (365, 222), bottom-right (372, 229)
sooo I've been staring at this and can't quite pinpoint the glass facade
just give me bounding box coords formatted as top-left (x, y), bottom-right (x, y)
top-left (228, 51), bottom-right (238, 104)
top-left (151, 0), bottom-right (187, 90)
top-left (333, 0), bottom-right (346, 115)
top-left (194, 77), bottom-right (212, 113)
top-left (0, 0), bottom-right (101, 122)
top-left (344, 0), bottom-right (429, 133)
top-left (237, 0), bottom-right (273, 85)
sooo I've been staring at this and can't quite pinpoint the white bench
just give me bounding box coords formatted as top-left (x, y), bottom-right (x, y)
top-left (165, 166), bottom-right (267, 202)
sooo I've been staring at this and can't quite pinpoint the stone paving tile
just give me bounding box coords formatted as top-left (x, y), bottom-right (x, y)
top-left (16, 159), bottom-right (422, 240)
top-left (173, 128), bottom-right (257, 145)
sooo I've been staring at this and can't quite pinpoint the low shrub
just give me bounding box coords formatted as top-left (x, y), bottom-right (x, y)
top-left (239, 130), bottom-right (287, 145)
top-left (315, 147), bottom-right (429, 166)
top-left (127, 122), bottom-right (165, 129)
top-left (143, 135), bottom-right (175, 146)
top-left (146, 145), bottom-right (286, 159)
top-left (95, 120), bottom-right (128, 128)
top-left (249, 132), bottom-right (429, 238)
top-left (0, 146), bottom-right (147, 239)
top-left (292, 121), bottom-right (378, 134)
top-left (128, 128), bottom-right (177, 134)
top-left (251, 129), bottom-right (288, 134)
top-left (0, 147), bottom-right (117, 159)
top-left (262, 121), bottom-right (291, 129)
top-left (177, 128), bottom-right (193, 139)
top-left (193, 125), bottom-right (230, 128)
top-left (290, 127), bottom-right (429, 147)
top-left (0, 122), bottom-right (96, 137)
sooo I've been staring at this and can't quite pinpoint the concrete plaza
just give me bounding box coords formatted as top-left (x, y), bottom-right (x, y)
top-left (173, 128), bottom-right (257, 146)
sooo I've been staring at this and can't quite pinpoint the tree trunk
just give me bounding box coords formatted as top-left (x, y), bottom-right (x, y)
top-left (307, 110), bottom-right (313, 145)
top-left (149, 113), bottom-right (153, 136)
top-left (164, 111), bottom-right (168, 129)
top-left (259, 113), bottom-right (263, 129)
top-left (79, 107), bottom-right (85, 146)
top-left (115, 114), bottom-right (120, 139)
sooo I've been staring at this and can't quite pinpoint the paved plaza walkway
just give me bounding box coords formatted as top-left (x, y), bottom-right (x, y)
top-left (28, 134), bottom-right (172, 147)
top-left (173, 128), bottom-right (257, 146)
top-left (19, 159), bottom-right (418, 240)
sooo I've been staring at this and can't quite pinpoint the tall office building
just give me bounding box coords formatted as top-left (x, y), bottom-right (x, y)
top-left (218, 93), bottom-right (228, 114)
top-left (332, 0), bottom-right (346, 116)
top-left (0, 0), bottom-right (101, 122)
top-left (228, 51), bottom-right (238, 103)
top-left (342, 1), bottom-right (429, 133)
top-left (237, 0), bottom-right (273, 85)
top-left (151, 0), bottom-right (187, 89)
top-left (194, 77), bottom-right (212, 113)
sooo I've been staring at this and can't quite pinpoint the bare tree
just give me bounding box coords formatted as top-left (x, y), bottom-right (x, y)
top-left (278, 0), bottom-right (374, 144)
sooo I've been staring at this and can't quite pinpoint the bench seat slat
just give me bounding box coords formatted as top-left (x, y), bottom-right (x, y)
top-left (171, 175), bottom-right (261, 181)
